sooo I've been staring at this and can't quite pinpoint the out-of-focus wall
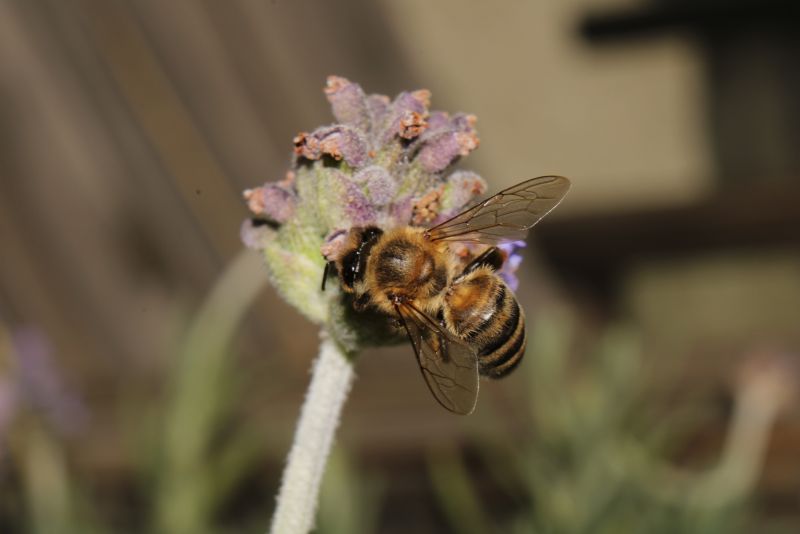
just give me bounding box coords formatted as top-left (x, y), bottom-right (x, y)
top-left (381, 0), bottom-right (712, 212)
top-left (0, 0), bottom-right (712, 399)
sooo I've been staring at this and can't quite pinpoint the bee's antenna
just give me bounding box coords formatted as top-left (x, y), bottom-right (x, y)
top-left (321, 262), bottom-right (330, 292)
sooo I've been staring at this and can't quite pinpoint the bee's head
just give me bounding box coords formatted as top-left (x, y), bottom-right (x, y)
top-left (333, 226), bottom-right (384, 292)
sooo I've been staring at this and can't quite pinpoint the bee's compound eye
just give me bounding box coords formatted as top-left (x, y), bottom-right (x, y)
top-left (360, 227), bottom-right (384, 243)
top-left (341, 250), bottom-right (359, 287)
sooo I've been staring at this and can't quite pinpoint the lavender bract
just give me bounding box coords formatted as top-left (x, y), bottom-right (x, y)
top-left (243, 76), bottom-right (497, 353)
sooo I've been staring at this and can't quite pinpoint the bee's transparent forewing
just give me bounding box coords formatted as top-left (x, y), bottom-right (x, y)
top-left (395, 303), bottom-right (479, 415)
top-left (426, 175), bottom-right (571, 244)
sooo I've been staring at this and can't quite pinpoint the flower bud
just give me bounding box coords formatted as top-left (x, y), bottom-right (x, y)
top-left (324, 76), bottom-right (370, 131)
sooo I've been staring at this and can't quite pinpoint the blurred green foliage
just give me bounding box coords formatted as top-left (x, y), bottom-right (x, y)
top-left (427, 309), bottom-right (780, 534)
top-left (1, 251), bottom-right (382, 534)
top-left (0, 259), bottom-right (788, 534)
top-left (317, 446), bottom-right (383, 534)
top-left (2, 252), bottom-right (274, 534)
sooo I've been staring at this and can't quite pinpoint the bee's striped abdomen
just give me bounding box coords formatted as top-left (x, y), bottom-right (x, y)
top-left (476, 296), bottom-right (525, 378)
top-left (443, 269), bottom-right (526, 379)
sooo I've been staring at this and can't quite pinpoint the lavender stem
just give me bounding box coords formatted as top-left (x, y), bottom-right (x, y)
top-left (269, 336), bottom-right (354, 534)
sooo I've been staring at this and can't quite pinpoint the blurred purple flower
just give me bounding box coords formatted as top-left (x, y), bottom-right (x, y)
top-left (10, 327), bottom-right (88, 437)
top-left (497, 241), bottom-right (527, 291)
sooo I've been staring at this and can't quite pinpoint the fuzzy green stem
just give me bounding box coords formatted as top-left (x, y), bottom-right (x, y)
top-left (269, 335), bottom-right (355, 534)
top-left (21, 423), bottom-right (73, 534)
top-left (157, 249), bottom-right (268, 534)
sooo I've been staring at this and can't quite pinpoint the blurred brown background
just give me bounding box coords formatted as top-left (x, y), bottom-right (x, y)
top-left (1, 0), bottom-right (799, 532)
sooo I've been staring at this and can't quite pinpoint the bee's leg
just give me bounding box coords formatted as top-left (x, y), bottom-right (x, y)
top-left (461, 247), bottom-right (504, 276)
top-left (353, 291), bottom-right (371, 311)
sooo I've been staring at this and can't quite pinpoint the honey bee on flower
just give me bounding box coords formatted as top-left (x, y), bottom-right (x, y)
top-left (242, 76), bottom-right (569, 414)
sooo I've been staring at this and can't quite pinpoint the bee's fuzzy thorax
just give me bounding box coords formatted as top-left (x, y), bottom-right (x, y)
top-left (357, 227), bottom-right (454, 317)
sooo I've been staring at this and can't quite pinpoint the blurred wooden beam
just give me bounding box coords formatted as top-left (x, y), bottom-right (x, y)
top-left (79, 0), bottom-right (247, 261)
top-left (580, 0), bottom-right (800, 43)
top-left (535, 179), bottom-right (800, 302)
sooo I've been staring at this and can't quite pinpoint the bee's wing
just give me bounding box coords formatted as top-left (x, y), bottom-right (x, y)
top-left (395, 302), bottom-right (479, 415)
top-left (426, 175), bottom-right (571, 244)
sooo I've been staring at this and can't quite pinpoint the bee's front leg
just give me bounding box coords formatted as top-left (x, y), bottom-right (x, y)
top-left (352, 291), bottom-right (372, 311)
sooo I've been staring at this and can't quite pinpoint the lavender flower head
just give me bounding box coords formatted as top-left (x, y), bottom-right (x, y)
top-left (242, 76), bottom-right (496, 352)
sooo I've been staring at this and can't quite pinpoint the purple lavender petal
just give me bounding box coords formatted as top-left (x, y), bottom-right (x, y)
top-left (379, 90), bottom-right (431, 143)
top-left (394, 90), bottom-right (430, 115)
top-left (332, 170), bottom-right (377, 226)
top-left (12, 327), bottom-right (88, 436)
top-left (497, 240), bottom-right (527, 255)
top-left (415, 113), bottom-right (479, 174)
top-left (499, 273), bottom-right (519, 292)
top-left (366, 94), bottom-right (391, 133)
top-left (355, 166), bottom-right (397, 206)
top-left (297, 125), bottom-right (368, 168)
top-left (240, 218), bottom-right (276, 250)
top-left (389, 195), bottom-right (415, 225)
top-left (431, 171), bottom-right (488, 224)
top-left (507, 254), bottom-right (523, 271)
top-left (320, 229), bottom-right (348, 262)
top-left (262, 184), bottom-right (297, 223)
top-left (324, 76), bottom-right (370, 131)
top-left (446, 171), bottom-right (487, 209)
top-left (426, 111), bottom-right (451, 130)
top-left (451, 113), bottom-right (478, 133)
top-left (496, 241), bottom-right (527, 292)
top-left (330, 126), bottom-right (369, 167)
top-left (417, 132), bottom-right (463, 173)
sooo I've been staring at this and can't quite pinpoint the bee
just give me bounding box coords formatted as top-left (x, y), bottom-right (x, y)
top-left (323, 176), bottom-right (571, 414)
